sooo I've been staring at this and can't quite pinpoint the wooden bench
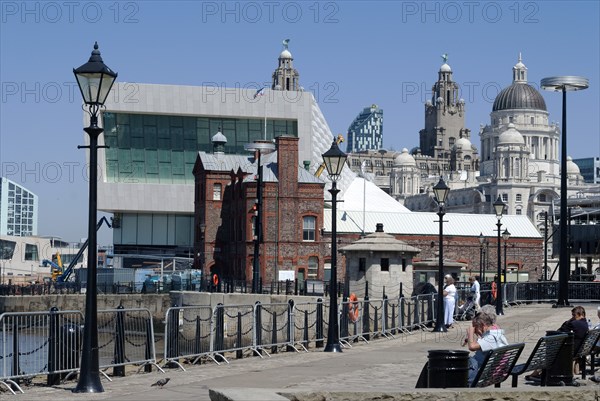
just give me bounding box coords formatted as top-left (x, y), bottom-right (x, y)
top-left (574, 328), bottom-right (600, 379)
top-left (470, 343), bottom-right (525, 388)
top-left (510, 333), bottom-right (568, 387)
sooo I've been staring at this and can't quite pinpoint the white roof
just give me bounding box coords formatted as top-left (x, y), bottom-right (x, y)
top-left (338, 177), bottom-right (410, 213)
top-left (324, 209), bottom-right (541, 238)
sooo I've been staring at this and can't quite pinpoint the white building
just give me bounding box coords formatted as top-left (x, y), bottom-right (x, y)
top-left (0, 177), bottom-right (38, 237)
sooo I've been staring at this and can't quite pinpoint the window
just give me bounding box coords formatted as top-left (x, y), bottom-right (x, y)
top-left (25, 244), bottom-right (38, 261)
top-left (401, 258), bottom-right (407, 272)
top-left (502, 194), bottom-right (508, 202)
top-left (539, 194), bottom-right (547, 202)
top-left (516, 208), bottom-right (522, 215)
top-left (531, 117), bottom-right (535, 125)
top-left (516, 194), bottom-right (522, 202)
top-left (308, 256), bottom-right (318, 278)
top-left (359, 258), bottom-right (366, 272)
top-left (303, 216), bottom-right (316, 241)
top-left (381, 258), bottom-right (390, 272)
top-left (213, 183), bottom-right (222, 200)
top-left (509, 116), bottom-right (514, 123)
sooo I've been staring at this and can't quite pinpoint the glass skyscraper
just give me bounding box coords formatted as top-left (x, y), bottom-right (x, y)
top-left (0, 177), bottom-right (38, 236)
top-left (346, 105), bottom-right (383, 153)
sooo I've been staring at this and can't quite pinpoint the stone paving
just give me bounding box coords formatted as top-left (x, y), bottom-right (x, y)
top-left (7, 302), bottom-right (600, 401)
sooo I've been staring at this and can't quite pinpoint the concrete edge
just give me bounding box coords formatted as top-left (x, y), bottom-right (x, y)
top-left (209, 387), bottom-right (600, 401)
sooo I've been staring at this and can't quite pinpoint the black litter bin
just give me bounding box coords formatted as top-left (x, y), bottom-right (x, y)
top-left (427, 350), bottom-right (469, 388)
top-left (545, 330), bottom-right (574, 386)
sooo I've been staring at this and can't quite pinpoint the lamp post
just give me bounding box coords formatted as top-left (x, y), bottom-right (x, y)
top-left (244, 141), bottom-right (276, 293)
top-left (478, 232), bottom-right (484, 280)
top-left (493, 196), bottom-right (506, 316)
top-left (541, 76), bottom-right (589, 307)
top-left (502, 229), bottom-right (510, 283)
top-left (322, 140), bottom-right (347, 352)
top-left (432, 177), bottom-right (450, 333)
top-left (73, 42), bottom-right (117, 393)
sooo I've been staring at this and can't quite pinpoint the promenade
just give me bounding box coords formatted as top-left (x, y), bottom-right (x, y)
top-left (15, 303), bottom-right (600, 401)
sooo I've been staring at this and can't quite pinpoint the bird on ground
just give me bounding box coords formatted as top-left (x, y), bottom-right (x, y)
top-left (151, 377), bottom-right (170, 389)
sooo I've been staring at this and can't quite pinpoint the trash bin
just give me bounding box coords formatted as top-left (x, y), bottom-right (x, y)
top-left (545, 330), bottom-right (574, 386)
top-left (427, 349), bottom-right (469, 388)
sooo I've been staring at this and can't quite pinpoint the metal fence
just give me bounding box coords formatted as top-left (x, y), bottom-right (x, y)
top-left (2, 282), bottom-right (600, 393)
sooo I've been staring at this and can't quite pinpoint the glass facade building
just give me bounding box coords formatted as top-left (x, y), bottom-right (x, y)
top-left (103, 112), bottom-right (298, 184)
top-left (0, 177), bottom-right (38, 236)
top-left (346, 105), bottom-right (384, 153)
top-left (573, 157), bottom-right (600, 184)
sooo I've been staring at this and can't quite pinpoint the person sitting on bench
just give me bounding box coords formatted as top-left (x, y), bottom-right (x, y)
top-left (463, 312), bottom-right (509, 385)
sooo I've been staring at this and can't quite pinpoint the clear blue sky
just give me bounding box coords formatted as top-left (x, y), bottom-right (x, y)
top-left (1, 1), bottom-right (599, 244)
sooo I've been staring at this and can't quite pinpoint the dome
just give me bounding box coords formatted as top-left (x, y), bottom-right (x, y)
top-left (498, 123), bottom-right (525, 145)
top-left (492, 83), bottom-right (547, 111)
top-left (566, 156), bottom-right (581, 174)
top-left (212, 131), bottom-right (227, 144)
top-left (454, 137), bottom-right (472, 150)
top-left (440, 63), bottom-right (451, 72)
top-left (394, 148), bottom-right (416, 166)
top-left (279, 49), bottom-right (292, 59)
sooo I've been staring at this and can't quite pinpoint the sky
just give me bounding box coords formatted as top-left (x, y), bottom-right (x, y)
top-left (1, 0), bottom-right (599, 245)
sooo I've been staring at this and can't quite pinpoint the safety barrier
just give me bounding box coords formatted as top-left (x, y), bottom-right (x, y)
top-left (96, 307), bottom-right (162, 376)
top-left (0, 309), bottom-right (83, 394)
top-left (255, 301), bottom-right (301, 355)
top-left (163, 305), bottom-right (218, 370)
top-left (293, 299), bottom-right (325, 349)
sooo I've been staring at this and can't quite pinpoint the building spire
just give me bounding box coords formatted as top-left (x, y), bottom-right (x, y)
top-left (513, 52), bottom-right (527, 83)
top-left (272, 39), bottom-right (300, 91)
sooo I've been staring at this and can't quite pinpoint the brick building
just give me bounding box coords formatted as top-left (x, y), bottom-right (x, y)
top-left (193, 135), bottom-right (330, 285)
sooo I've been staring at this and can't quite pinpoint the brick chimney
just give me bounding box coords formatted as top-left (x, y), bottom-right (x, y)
top-left (276, 136), bottom-right (299, 196)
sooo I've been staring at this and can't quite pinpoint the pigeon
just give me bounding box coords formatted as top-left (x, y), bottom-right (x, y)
top-left (151, 377), bottom-right (170, 389)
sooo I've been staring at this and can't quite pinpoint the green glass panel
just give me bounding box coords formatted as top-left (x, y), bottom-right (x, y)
top-left (131, 114), bottom-right (143, 137)
top-left (172, 151), bottom-right (184, 175)
top-left (146, 150), bottom-right (158, 173)
top-left (117, 125), bottom-right (130, 147)
top-left (171, 127), bottom-right (183, 150)
top-left (118, 149), bottom-right (132, 172)
top-left (143, 114), bottom-right (156, 125)
top-left (158, 163), bottom-right (171, 181)
top-left (131, 137), bottom-right (145, 150)
top-left (157, 116), bottom-right (170, 138)
top-left (145, 126), bottom-right (157, 149)
top-left (131, 148), bottom-right (145, 162)
top-left (158, 149), bottom-right (170, 163)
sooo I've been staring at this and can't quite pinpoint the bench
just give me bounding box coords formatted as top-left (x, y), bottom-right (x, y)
top-left (510, 333), bottom-right (568, 387)
top-left (574, 328), bottom-right (600, 379)
top-left (471, 343), bottom-right (525, 388)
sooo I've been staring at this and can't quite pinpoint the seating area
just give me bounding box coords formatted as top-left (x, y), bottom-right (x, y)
top-left (418, 329), bottom-right (600, 389)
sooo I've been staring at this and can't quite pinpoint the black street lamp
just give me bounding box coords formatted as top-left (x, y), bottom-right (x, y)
top-left (244, 141), bottom-right (276, 293)
top-left (432, 177), bottom-right (450, 333)
top-left (322, 140), bottom-right (347, 352)
top-left (478, 232), bottom-right (484, 280)
top-left (73, 42), bottom-right (117, 393)
top-left (541, 76), bottom-right (589, 307)
top-left (502, 229), bottom-right (511, 283)
top-left (493, 196), bottom-right (506, 316)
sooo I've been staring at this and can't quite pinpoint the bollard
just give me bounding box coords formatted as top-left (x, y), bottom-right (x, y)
top-left (545, 331), bottom-right (575, 386)
top-left (47, 307), bottom-right (60, 385)
top-left (236, 312), bottom-right (243, 359)
top-left (214, 304), bottom-right (225, 362)
top-left (427, 350), bottom-right (469, 388)
top-left (315, 298), bottom-right (324, 348)
top-left (166, 306), bottom-right (180, 367)
top-left (303, 310), bottom-right (309, 349)
top-left (254, 302), bottom-right (263, 355)
top-left (194, 316), bottom-right (203, 363)
top-left (144, 319), bottom-right (153, 372)
top-left (271, 310), bottom-right (278, 354)
top-left (11, 318), bottom-right (20, 386)
top-left (286, 300), bottom-right (294, 352)
top-left (363, 284), bottom-right (370, 341)
top-left (113, 305), bottom-right (126, 377)
top-left (340, 298), bottom-right (349, 339)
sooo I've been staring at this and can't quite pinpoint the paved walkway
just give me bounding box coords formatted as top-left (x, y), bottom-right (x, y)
top-left (9, 302), bottom-right (600, 400)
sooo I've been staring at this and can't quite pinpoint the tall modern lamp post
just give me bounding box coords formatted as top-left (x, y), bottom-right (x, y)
top-left (541, 76), bottom-right (589, 307)
top-left (432, 177), bottom-right (450, 333)
top-left (493, 196), bottom-right (506, 316)
top-left (244, 140), bottom-right (276, 293)
top-left (502, 229), bottom-right (511, 283)
top-left (322, 140), bottom-right (347, 352)
top-left (478, 232), bottom-right (484, 280)
top-left (73, 42), bottom-right (117, 393)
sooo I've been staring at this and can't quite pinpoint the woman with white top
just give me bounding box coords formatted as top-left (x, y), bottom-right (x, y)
top-left (443, 275), bottom-right (456, 328)
top-left (469, 276), bottom-right (481, 310)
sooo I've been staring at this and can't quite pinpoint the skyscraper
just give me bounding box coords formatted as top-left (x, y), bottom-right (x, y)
top-left (0, 177), bottom-right (38, 237)
top-left (346, 104), bottom-right (383, 153)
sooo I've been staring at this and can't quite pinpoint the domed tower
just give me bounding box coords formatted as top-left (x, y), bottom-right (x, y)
top-left (391, 148), bottom-right (420, 202)
top-left (271, 39), bottom-right (300, 91)
top-left (419, 55), bottom-right (475, 173)
top-left (495, 124), bottom-right (530, 181)
top-left (565, 156), bottom-right (584, 185)
top-left (480, 54), bottom-right (560, 183)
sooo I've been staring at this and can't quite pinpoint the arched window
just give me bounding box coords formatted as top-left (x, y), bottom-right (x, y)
top-left (213, 183), bottom-right (222, 200)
